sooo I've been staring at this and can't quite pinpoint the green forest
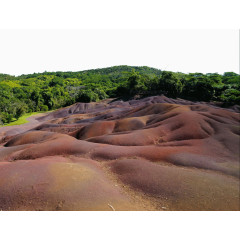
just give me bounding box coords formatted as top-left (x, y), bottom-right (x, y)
top-left (0, 65), bottom-right (239, 125)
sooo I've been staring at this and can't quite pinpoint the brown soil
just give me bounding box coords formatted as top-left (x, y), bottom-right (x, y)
top-left (0, 95), bottom-right (239, 211)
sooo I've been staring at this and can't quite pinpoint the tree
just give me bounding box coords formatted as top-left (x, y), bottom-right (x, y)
top-left (0, 66), bottom-right (239, 124)
top-left (15, 103), bottom-right (27, 119)
top-left (182, 75), bottom-right (214, 101)
top-left (158, 71), bottom-right (183, 97)
top-left (76, 89), bottom-right (99, 102)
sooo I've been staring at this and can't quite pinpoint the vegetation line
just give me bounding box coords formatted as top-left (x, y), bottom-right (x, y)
top-left (0, 65), bottom-right (239, 125)
top-left (0, 112), bottom-right (44, 127)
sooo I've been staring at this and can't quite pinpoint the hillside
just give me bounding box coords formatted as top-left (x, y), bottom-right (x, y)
top-left (0, 65), bottom-right (239, 125)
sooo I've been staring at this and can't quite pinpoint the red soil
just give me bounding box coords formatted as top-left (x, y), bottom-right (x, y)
top-left (0, 95), bottom-right (239, 210)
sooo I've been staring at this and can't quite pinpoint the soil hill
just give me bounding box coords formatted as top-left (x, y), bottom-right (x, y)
top-left (0, 95), bottom-right (239, 210)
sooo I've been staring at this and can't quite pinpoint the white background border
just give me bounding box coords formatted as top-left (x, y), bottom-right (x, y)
top-left (0, 1), bottom-right (239, 240)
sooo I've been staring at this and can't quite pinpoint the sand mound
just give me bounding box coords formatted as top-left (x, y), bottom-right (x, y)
top-left (0, 157), bottom-right (142, 210)
top-left (108, 158), bottom-right (239, 210)
top-left (0, 95), bottom-right (239, 210)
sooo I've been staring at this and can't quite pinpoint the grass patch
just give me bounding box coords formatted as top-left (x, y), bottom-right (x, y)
top-left (1, 111), bottom-right (46, 127)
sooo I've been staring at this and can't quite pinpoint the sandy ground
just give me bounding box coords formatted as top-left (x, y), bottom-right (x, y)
top-left (0, 96), bottom-right (239, 211)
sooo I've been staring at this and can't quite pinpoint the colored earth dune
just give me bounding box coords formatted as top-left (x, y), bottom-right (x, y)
top-left (0, 95), bottom-right (239, 210)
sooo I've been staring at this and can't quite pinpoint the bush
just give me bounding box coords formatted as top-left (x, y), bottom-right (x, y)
top-left (220, 89), bottom-right (240, 105)
top-left (77, 89), bottom-right (99, 102)
top-left (41, 105), bottom-right (49, 112)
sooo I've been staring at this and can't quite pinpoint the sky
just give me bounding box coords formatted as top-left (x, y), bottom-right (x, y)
top-left (0, 29), bottom-right (239, 76)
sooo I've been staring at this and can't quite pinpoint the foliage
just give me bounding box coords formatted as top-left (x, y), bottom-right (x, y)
top-left (0, 112), bottom-right (43, 127)
top-left (0, 65), bottom-right (239, 124)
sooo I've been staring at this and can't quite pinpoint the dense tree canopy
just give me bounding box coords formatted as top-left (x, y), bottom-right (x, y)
top-left (0, 65), bottom-right (239, 125)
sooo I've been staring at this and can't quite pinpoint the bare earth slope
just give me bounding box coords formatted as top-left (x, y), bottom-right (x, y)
top-left (0, 95), bottom-right (239, 210)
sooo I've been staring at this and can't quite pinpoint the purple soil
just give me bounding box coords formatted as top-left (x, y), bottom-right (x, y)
top-left (0, 95), bottom-right (239, 210)
top-left (107, 158), bottom-right (239, 210)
